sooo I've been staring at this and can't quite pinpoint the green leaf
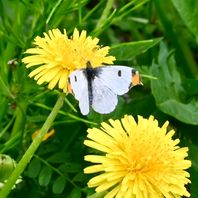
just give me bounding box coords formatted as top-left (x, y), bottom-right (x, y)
top-left (0, 75), bottom-right (13, 98)
top-left (52, 176), bottom-right (67, 194)
top-left (188, 143), bottom-right (198, 198)
top-left (27, 158), bottom-right (41, 178)
top-left (189, 144), bottom-right (198, 172)
top-left (88, 191), bottom-right (107, 198)
top-left (0, 97), bottom-right (8, 123)
top-left (59, 162), bottom-right (81, 173)
top-left (38, 166), bottom-right (52, 187)
top-left (171, 0), bottom-right (198, 41)
top-left (183, 79), bottom-right (198, 96)
top-left (46, 152), bottom-right (70, 164)
top-left (189, 167), bottom-right (198, 198)
top-left (0, 133), bottom-right (21, 153)
top-left (68, 187), bottom-right (81, 198)
top-left (110, 37), bottom-right (162, 61)
top-left (126, 95), bottom-right (156, 117)
top-left (156, 99), bottom-right (198, 125)
top-left (151, 42), bottom-right (198, 125)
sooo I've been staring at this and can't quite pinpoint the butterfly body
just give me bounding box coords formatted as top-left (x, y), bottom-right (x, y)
top-left (68, 64), bottom-right (142, 115)
top-left (83, 65), bottom-right (100, 105)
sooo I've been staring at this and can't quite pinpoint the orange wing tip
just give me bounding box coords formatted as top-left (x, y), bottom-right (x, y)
top-left (67, 83), bottom-right (73, 94)
top-left (132, 71), bottom-right (143, 87)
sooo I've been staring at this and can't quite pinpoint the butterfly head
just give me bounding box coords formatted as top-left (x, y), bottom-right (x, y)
top-left (86, 61), bottom-right (92, 68)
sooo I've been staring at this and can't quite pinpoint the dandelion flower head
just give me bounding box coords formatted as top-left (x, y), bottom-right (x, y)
top-left (84, 115), bottom-right (191, 198)
top-left (22, 28), bottom-right (115, 92)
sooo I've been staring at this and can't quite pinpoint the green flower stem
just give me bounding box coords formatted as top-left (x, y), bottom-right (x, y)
top-left (0, 93), bottom-right (65, 198)
top-left (10, 101), bottom-right (27, 138)
top-left (96, 0), bottom-right (114, 29)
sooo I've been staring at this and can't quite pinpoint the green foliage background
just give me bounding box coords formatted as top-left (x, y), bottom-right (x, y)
top-left (0, 0), bottom-right (198, 197)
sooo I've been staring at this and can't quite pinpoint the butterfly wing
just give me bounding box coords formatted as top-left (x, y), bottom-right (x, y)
top-left (95, 66), bottom-right (134, 95)
top-left (69, 70), bottom-right (90, 115)
top-left (91, 76), bottom-right (118, 114)
top-left (69, 65), bottom-right (141, 115)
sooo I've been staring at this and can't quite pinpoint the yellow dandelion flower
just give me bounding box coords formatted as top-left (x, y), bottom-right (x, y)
top-left (71, 28), bottom-right (115, 68)
top-left (84, 115), bottom-right (191, 198)
top-left (22, 28), bottom-right (115, 92)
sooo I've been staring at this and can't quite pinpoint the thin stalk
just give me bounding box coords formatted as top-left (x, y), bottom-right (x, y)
top-left (10, 101), bottom-right (27, 138)
top-left (78, 7), bottom-right (82, 25)
top-left (82, 0), bottom-right (104, 22)
top-left (46, 0), bottom-right (63, 25)
top-left (0, 75), bottom-right (15, 99)
top-left (96, 0), bottom-right (114, 29)
top-left (33, 102), bottom-right (97, 125)
top-left (0, 93), bottom-right (65, 198)
top-left (0, 115), bottom-right (15, 139)
top-left (34, 154), bottom-right (79, 189)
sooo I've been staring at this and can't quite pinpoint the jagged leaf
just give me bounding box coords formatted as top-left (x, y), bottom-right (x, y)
top-left (151, 42), bottom-right (198, 125)
top-left (110, 38), bottom-right (162, 61)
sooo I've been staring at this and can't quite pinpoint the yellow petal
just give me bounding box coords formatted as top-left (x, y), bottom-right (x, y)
top-left (58, 70), bottom-right (69, 89)
top-left (48, 72), bottom-right (62, 89)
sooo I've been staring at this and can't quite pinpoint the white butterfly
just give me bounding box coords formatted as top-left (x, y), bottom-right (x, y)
top-left (68, 62), bottom-right (142, 115)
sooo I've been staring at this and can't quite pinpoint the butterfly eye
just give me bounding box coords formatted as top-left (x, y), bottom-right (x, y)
top-left (118, 70), bottom-right (122, 77)
top-left (74, 76), bottom-right (77, 82)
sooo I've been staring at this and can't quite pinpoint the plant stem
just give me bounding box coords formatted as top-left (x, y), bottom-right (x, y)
top-left (96, 0), bottom-right (114, 29)
top-left (46, 0), bottom-right (63, 25)
top-left (0, 93), bottom-right (65, 198)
